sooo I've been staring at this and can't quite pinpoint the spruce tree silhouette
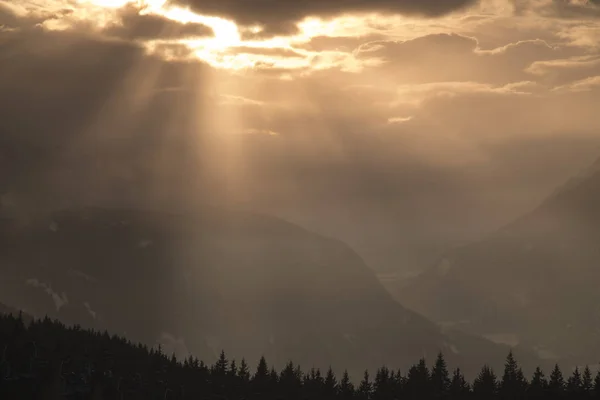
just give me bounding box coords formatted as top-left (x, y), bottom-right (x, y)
top-left (431, 352), bottom-right (451, 400)
top-left (374, 366), bottom-right (394, 400)
top-left (339, 370), bottom-right (355, 400)
top-left (500, 351), bottom-right (527, 400)
top-left (358, 370), bottom-right (373, 400)
top-left (251, 356), bottom-right (270, 400)
top-left (229, 359), bottom-right (237, 378)
top-left (324, 366), bottom-right (338, 399)
top-left (594, 370), bottom-right (600, 398)
top-left (528, 366), bottom-right (547, 400)
top-left (280, 361), bottom-right (302, 400)
top-left (567, 366), bottom-right (583, 398)
top-left (549, 364), bottom-right (565, 400)
top-left (473, 365), bottom-right (498, 400)
top-left (582, 366), bottom-right (593, 395)
top-left (449, 368), bottom-right (470, 400)
top-left (406, 358), bottom-right (430, 400)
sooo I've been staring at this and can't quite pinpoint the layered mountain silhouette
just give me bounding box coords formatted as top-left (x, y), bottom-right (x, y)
top-left (0, 206), bottom-right (540, 378)
top-left (394, 157), bottom-right (600, 366)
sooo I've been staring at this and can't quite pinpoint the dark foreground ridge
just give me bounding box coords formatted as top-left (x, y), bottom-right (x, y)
top-left (1, 312), bottom-right (598, 400)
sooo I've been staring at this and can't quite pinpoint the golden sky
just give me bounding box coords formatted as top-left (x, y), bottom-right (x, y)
top-left (2, 0), bottom-right (600, 270)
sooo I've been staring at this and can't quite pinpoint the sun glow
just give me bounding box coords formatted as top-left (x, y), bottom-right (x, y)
top-left (26, 0), bottom-right (430, 71)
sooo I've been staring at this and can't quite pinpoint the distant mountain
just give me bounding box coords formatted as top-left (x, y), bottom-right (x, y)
top-left (394, 157), bottom-right (600, 366)
top-left (0, 206), bottom-right (538, 378)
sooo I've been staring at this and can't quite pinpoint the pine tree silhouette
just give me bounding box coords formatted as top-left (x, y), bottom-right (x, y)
top-left (567, 366), bottom-right (583, 397)
top-left (431, 352), bottom-right (451, 400)
top-left (473, 365), bottom-right (498, 400)
top-left (374, 366), bottom-right (393, 400)
top-left (251, 356), bottom-right (270, 400)
top-left (324, 367), bottom-right (338, 399)
top-left (594, 369), bottom-right (600, 398)
top-left (528, 366), bottom-right (547, 400)
top-left (500, 351), bottom-right (527, 400)
top-left (449, 368), bottom-right (470, 400)
top-left (549, 364), bottom-right (565, 400)
top-left (239, 358), bottom-right (251, 383)
top-left (406, 357), bottom-right (430, 400)
top-left (339, 370), bottom-right (355, 400)
top-left (582, 366), bottom-right (593, 394)
top-left (358, 370), bottom-right (373, 400)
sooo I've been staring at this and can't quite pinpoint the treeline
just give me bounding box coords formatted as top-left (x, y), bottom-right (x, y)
top-left (1, 312), bottom-right (600, 399)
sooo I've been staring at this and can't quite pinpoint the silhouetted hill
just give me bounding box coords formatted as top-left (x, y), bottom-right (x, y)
top-left (395, 157), bottom-right (600, 366)
top-left (0, 206), bottom-right (537, 378)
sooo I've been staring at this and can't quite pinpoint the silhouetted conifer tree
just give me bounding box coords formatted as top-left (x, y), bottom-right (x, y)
top-left (251, 356), bottom-right (270, 399)
top-left (500, 351), bottom-right (527, 400)
top-left (449, 368), bottom-right (470, 400)
top-left (431, 352), bottom-right (451, 400)
top-left (583, 366), bottom-right (594, 394)
top-left (406, 358), bottom-right (430, 400)
top-left (215, 350), bottom-right (228, 376)
top-left (324, 366), bottom-right (338, 399)
top-left (280, 361), bottom-right (302, 400)
top-left (358, 370), bottom-right (373, 400)
top-left (473, 365), bottom-right (498, 400)
top-left (239, 358), bottom-right (250, 382)
top-left (568, 366), bottom-right (583, 397)
top-left (374, 366), bottom-right (393, 400)
top-left (528, 366), bottom-right (547, 400)
top-left (549, 364), bottom-right (565, 400)
top-left (594, 370), bottom-right (600, 399)
top-left (269, 366), bottom-right (279, 384)
top-left (339, 370), bottom-right (355, 400)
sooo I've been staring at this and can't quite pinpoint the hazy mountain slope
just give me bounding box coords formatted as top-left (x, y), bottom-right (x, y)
top-left (0, 206), bottom-right (536, 378)
top-left (395, 158), bottom-right (600, 365)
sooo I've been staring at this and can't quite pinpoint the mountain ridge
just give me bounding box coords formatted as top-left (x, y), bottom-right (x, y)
top-left (0, 206), bottom-right (543, 378)
top-left (393, 155), bottom-right (600, 367)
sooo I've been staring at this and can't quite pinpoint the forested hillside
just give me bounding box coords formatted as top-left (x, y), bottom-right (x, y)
top-left (0, 312), bottom-right (596, 400)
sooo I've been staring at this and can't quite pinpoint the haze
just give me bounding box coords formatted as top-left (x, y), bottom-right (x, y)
top-left (3, 0), bottom-right (600, 382)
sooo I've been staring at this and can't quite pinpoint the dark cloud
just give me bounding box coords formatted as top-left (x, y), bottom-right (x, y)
top-left (104, 6), bottom-right (214, 40)
top-left (171, 0), bottom-right (479, 33)
top-left (551, 0), bottom-right (600, 18)
top-left (512, 0), bottom-right (600, 18)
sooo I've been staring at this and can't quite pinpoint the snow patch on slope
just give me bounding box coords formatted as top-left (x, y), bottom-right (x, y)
top-left (25, 278), bottom-right (69, 311)
top-left (83, 302), bottom-right (97, 319)
top-left (483, 333), bottom-right (520, 347)
top-left (68, 269), bottom-right (98, 283)
top-left (157, 332), bottom-right (190, 360)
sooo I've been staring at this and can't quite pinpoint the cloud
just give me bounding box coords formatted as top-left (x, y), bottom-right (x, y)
top-left (513, 0), bottom-right (600, 18)
top-left (104, 5), bottom-right (214, 40)
top-left (173, 0), bottom-right (479, 34)
top-left (352, 33), bottom-right (569, 86)
top-left (553, 74), bottom-right (600, 91)
top-left (526, 55), bottom-right (600, 85)
top-left (3, 0), bottom-right (600, 273)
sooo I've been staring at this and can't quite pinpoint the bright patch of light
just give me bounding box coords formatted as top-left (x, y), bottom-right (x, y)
top-left (388, 116), bottom-right (414, 124)
top-left (80, 0), bottom-right (134, 8)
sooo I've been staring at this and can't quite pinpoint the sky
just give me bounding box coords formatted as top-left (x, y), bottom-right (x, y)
top-left (2, 0), bottom-right (600, 272)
